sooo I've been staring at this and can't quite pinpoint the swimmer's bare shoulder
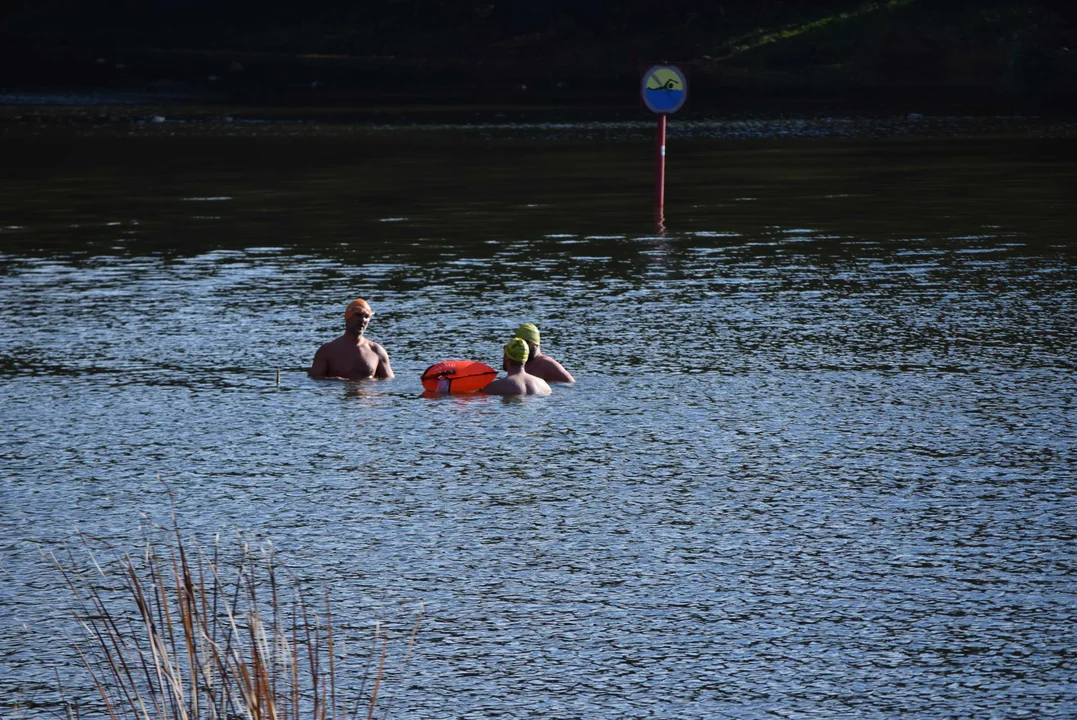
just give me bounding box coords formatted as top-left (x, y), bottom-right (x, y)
top-left (527, 376), bottom-right (552, 395)
top-left (528, 355), bottom-right (574, 383)
top-left (308, 340), bottom-right (335, 379)
top-left (481, 377), bottom-right (520, 395)
top-left (482, 375), bottom-right (551, 396)
top-left (366, 339), bottom-right (394, 379)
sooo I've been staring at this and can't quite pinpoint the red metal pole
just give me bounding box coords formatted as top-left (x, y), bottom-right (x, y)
top-left (655, 114), bottom-right (667, 211)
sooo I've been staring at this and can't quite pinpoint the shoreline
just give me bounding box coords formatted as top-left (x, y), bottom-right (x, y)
top-left (2, 89), bottom-right (1077, 139)
top-left (2, 97), bottom-right (1076, 141)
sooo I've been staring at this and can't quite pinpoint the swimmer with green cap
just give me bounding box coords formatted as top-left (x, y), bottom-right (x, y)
top-left (513, 323), bottom-right (575, 383)
top-left (481, 338), bottom-right (552, 396)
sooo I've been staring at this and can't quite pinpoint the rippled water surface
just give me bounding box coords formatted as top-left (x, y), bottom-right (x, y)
top-left (1, 125), bottom-right (1076, 718)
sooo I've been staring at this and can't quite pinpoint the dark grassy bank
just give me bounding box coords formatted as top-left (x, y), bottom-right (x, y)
top-left (2, 0), bottom-right (1076, 113)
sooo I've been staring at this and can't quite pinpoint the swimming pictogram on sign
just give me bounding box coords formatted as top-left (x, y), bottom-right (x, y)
top-left (641, 65), bottom-right (688, 114)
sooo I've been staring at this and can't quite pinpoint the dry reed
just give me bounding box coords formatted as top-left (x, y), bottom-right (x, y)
top-left (51, 508), bottom-right (421, 720)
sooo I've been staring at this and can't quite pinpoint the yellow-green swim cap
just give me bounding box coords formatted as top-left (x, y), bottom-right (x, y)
top-left (514, 323), bottom-right (540, 345)
top-left (504, 338), bottom-right (530, 364)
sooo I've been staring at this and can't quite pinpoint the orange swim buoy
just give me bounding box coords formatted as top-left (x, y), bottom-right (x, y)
top-left (421, 360), bottom-right (497, 393)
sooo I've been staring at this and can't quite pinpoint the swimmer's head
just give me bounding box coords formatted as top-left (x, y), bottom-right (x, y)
top-left (504, 338), bottom-right (530, 366)
top-left (514, 323), bottom-right (540, 346)
top-left (344, 298), bottom-right (374, 335)
top-left (345, 298), bottom-right (374, 320)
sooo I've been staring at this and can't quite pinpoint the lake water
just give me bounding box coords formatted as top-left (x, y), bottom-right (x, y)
top-left (1, 118), bottom-right (1076, 718)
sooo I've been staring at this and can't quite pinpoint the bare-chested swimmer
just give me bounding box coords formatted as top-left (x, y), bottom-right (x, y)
top-left (481, 338), bottom-right (551, 396)
top-left (514, 323), bottom-right (574, 383)
top-left (308, 298), bottom-right (394, 380)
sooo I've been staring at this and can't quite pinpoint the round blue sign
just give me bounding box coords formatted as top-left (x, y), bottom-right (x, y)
top-left (642, 65), bottom-right (688, 114)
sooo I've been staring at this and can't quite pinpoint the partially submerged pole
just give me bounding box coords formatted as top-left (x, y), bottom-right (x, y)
top-left (655, 114), bottom-right (667, 212)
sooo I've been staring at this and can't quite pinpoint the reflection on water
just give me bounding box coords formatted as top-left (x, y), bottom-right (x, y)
top-left (1, 128), bottom-right (1076, 718)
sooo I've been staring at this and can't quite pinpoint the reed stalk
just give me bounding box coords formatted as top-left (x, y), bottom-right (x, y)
top-left (53, 515), bottom-right (420, 720)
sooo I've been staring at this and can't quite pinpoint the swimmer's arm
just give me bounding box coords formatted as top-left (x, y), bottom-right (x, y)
top-left (374, 343), bottom-right (395, 379)
top-left (308, 347), bottom-right (331, 379)
top-left (550, 361), bottom-right (575, 383)
top-left (480, 379), bottom-right (513, 395)
top-left (536, 357), bottom-right (574, 383)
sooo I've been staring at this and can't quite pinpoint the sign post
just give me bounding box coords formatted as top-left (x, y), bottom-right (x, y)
top-left (655, 114), bottom-right (667, 210)
top-left (641, 65), bottom-right (688, 224)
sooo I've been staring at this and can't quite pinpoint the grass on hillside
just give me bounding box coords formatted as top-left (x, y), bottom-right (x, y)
top-left (722, 0), bottom-right (917, 58)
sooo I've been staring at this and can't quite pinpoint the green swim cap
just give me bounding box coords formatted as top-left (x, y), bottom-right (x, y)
top-left (504, 338), bottom-right (530, 364)
top-left (515, 323), bottom-right (540, 345)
